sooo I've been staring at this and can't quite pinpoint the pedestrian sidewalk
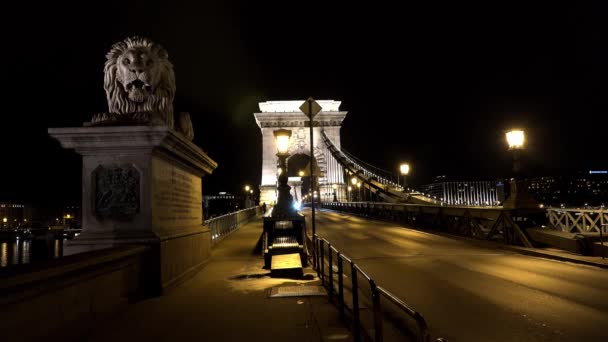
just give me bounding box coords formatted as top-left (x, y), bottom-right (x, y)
top-left (84, 218), bottom-right (352, 342)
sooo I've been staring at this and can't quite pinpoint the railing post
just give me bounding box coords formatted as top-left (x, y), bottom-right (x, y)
top-left (337, 253), bottom-right (344, 319)
top-left (316, 237), bottom-right (321, 278)
top-left (414, 312), bottom-right (431, 342)
top-left (351, 262), bottom-right (361, 342)
top-left (328, 244), bottom-right (333, 302)
top-left (370, 280), bottom-right (383, 342)
top-left (320, 240), bottom-right (325, 286)
top-left (312, 234), bottom-right (317, 270)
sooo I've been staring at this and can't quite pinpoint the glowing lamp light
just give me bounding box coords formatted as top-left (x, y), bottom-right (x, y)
top-left (249, 190), bottom-right (253, 194)
top-left (293, 201), bottom-right (301, 210)
top-left (351, 177), bottom-right (358, 185)
top-left (245, 185), bottom-right (250, 192)
top-left (506, 130), bottom-right (525, 149)
top-left (332, 184), bottom-right (337, 190)
top-left (400, 163), bottom-right (410, 175)
top-left (347, 186), bottom-right (352, 191)
top-left (299, 170), bottom-right (305, 177)
top-left (273, 129), bottom-right (292, 154)
top-left (357, 182), bottom-right (361, 188)
top-left (2, 217), bottom-right (6, 223)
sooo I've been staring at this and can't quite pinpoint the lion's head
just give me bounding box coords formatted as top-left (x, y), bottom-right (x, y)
top-left (102, 37), bottom-right (175, 127)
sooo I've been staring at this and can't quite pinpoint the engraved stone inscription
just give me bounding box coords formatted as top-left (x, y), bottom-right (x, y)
top-left (94, 165), bottom-right (140, 220)
top-left (152, 158), bottom-right (202, 228)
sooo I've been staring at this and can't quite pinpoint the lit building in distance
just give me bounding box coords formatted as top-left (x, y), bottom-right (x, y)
top-left (0, 203), bottom-right (29, 229)
top-left (527, 170), bottom-right (608, 207)
top-left (421, 176), bottom-right (505, 206)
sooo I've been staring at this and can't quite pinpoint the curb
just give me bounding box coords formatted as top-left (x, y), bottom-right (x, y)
top-left (501, 245), bottom-right (608, 269)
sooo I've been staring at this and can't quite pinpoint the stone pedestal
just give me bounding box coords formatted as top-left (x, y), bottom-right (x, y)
top-left (48, 126), bottom-right (217, 291)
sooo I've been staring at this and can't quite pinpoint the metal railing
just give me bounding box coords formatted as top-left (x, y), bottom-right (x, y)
top-left (313, 234), bottom-right (437, 342)
top-left (319, 201), bottom-right (543, 248)
top-left (547, 208), bottom-right (607, 233)
top-left (205, 206), bottom-right (263, 246)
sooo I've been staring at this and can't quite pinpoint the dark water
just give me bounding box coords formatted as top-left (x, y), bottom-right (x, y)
top-left (0, 239), bottom-right (64, 268)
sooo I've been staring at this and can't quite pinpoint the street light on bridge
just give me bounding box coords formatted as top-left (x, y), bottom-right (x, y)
top-left (272, 129), bottom-right (296, 217)
top-left (332, 184), bottom-right (338, 202)
top-left (503, 129), bottom-right (538, 209)
top-left (347, 185), bottom-right (352, 202)
top-left (399, 163), bottom-right (410, 190)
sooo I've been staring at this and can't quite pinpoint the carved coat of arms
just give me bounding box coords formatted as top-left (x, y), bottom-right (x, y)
top-left (94, 165), bottom-right (140, 220)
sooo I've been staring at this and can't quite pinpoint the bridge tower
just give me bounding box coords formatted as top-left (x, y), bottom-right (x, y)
top-left (254, 100), bottom-right (348, 206)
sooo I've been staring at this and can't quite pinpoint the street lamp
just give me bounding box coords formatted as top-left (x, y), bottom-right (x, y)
top-left (299, 170), bottom-right (304, 177)
top-left (506, 130), bottom-right (524, 175)
top-left (244, 185), bottom-right (252, 208)
top-left (399, 163), bottom-right (410, 190)
top-left (332, 184), bottom-right (338, 202)
top-left (347, 185), bottom-right (352, 202)
top-left (503, 129), bottom-right (538, 209)
top-left (357, 182), bottom-right (361, 201)
top-left (272, 129), bottom-right (296, 217)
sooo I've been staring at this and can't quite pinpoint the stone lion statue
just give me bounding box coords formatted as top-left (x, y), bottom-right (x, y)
top-left (92, 36), bottom-right (177, 128)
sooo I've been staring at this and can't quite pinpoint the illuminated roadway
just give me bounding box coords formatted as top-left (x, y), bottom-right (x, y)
top-left (303, 208), bottom-right (608, 341)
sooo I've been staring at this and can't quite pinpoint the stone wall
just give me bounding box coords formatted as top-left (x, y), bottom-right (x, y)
top-left (0, 246), bottom-right (151, 340)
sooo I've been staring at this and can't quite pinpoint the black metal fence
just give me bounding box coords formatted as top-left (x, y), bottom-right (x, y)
top-left (313, 234), bottom-right (440, 342)
top-left (206, 206), bottom-right (263, 246)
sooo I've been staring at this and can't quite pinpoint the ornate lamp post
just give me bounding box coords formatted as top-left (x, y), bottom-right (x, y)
top-left (503, 129), bottom-right (538, 209)
top-left (244, 185), bottom-right (251, 208)
top-left (272, 129), bottom-right (296, 217)
top-left (400, 163), bottom-right (410, 190)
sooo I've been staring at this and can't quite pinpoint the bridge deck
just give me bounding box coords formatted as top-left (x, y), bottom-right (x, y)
top-left (84, 218), bottom-right (351, 342)
top-left (306, 208), bottom-right (608, 342)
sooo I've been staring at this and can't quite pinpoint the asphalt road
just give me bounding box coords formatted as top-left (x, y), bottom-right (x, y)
top-left (304, 208), bottom-right (608, 341)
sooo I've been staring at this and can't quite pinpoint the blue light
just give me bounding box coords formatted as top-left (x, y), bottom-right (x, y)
top-left (293, 201), bottom-right (301, 210)
top-left (589, 170), bottom-right (607, 174)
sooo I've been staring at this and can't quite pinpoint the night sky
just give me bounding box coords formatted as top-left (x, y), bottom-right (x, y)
top-left (2, 2), bottom-right (607, 206)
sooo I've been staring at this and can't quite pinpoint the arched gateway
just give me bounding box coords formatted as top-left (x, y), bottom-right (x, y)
top-left (254, 100), bottom-right (348, 205)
